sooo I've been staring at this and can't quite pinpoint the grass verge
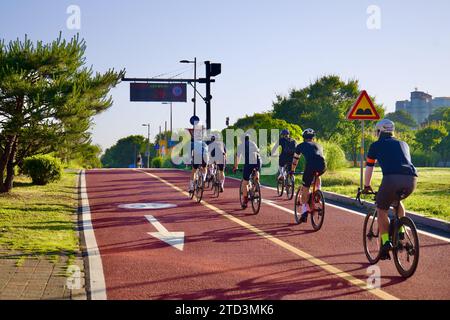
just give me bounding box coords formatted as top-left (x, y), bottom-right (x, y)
top-left (0, 171), bottom-right (79, 264)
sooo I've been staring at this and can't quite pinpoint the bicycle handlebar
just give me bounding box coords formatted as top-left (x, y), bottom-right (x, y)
top-left (355, 187), bottom-right (377, 205)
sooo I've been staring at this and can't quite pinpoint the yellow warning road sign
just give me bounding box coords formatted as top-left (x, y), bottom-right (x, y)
top-left (346, 90), bottom-right (380, 120)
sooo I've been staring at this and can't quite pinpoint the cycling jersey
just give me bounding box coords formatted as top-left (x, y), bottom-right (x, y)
top-left (208, 141), bottom-right (227, 163)
top-left (237, 140), bottom-right (260, 165)
top-left (191, 140), bottom-right (208, 165)
top-left (278, 137), bottom-right (297, 166)
top-left (295, 141), bottom-right (326, 167)
top-left (366, 136), bottom-right (417, 177)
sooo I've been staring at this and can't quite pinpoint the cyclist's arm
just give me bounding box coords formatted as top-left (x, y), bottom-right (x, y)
top-left (365, 143), bottom-right (377, 187)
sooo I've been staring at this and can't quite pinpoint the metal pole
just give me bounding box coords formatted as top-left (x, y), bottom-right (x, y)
top-left (360, 120), bottom-right (365, 190)
top-left (170, 102), bottom-right (173, 133)
top-left (205, 60), bottom-right (211, 130)
top-left (193, 57), bottom-right (197, 116)
top-left (147, 124), bottom-right (150, 168)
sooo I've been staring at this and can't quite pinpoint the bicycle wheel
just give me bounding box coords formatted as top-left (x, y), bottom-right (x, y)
top-left (195, 174), bottom-right (204, 203)
top-left (239, 179), bottom-right (244, 207)
top-left (189, 175), bottom-right (196, 200)
top-left (277, 177), bottom-right (284, 197)
top-left (310, 190), bottom-right (325, 231)
top-left (294, 188), bottom-right (302, 224)
top-left (251, 181), bottom-right (261, 214)
top-left (363, 209), bottom-right (381, 264)
top-left (393, 216), bottom-right (420, 278)
top-left (213, 180), bottom-right (220, 198)
top-left (285, 175), bottom-right (295, 200)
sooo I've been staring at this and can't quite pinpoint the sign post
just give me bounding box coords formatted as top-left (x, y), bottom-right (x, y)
top-left (346, 90), bottom-right (380, 190)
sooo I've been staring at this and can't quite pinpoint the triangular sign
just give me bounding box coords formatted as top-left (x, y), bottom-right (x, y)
top-left (347, 90), bottom-right (380, 120)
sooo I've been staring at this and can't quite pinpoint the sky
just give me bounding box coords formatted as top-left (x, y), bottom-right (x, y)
top-left (1, 0), bottom-right (449, 151)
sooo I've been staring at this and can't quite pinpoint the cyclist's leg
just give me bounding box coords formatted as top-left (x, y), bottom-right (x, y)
top-left (190, 163), bottom-right (199, 191)
top-left (217, 164), bottom-right (225, 190)
top-left (302, 165), bottom-right (314, 212)
top-left (242, 165), bottom-right (252, 200)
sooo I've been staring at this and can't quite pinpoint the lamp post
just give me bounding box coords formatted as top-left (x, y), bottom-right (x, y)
top-left (179, 58), bottom-right (197, 117)
top-left (162, 102), bottom-right (173, 133)
top-left (142, 123), bottom-right (150, 168)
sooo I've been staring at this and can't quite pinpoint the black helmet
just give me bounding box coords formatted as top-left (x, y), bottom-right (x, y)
top-left (302, 128), bottom-right (315, 139)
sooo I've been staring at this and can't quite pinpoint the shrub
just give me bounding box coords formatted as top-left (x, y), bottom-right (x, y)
top-left (411, 150), bottom-right (440, 167)
top-left (320, 141), bottom-right (348, 171)
top-left (151, 156), bottom-right (163, 168)
top-left (23, 155), bottom-right (63, 185)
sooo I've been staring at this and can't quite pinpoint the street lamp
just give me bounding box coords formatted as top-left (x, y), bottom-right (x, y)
top-left (162, 102), bottom-right (173, 133)
top-left (142, 123), bottom-right (150, 168)
top-left (179, 58), bottom-right (197, 117)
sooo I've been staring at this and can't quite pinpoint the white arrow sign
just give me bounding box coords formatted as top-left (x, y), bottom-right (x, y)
top-left (145, 215), bottom-right (184, 251)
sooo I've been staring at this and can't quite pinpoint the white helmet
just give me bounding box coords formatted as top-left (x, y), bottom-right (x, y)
top-left (302, 128), bottom-right (315, 139)
top-left (376, 119), bottom-right (395, 133)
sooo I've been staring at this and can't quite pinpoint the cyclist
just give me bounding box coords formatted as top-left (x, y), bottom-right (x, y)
top-left (271, 129), bottom-right (297, 182)
top-left (362, 119), bottom-right (418, 260)
top-left (208, 134), bottom-right (227, 192)
top-left (290, 128), bottom-right (326, 223)
top-left (233, 134), bottom-right (261, 209)
top-left (188, 125), bottom-right (209, 193)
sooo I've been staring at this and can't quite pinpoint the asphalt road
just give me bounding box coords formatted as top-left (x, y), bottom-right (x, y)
top-left (84, 168), bottom-right (450, 300)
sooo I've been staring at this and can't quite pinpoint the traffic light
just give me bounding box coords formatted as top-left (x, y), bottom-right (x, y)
top-left (209, 63), bottom-right (221, 77)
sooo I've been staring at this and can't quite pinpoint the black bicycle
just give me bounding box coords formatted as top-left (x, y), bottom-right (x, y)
top-left (294, 172), bottom-right (325, 231)
top-left (189, 168), bottom-right (205, 203)
top-left (356, 188), bottom-right (420, 278)
top-left (276, 165), bottom-right (295, 200)
top-left (238, 168), bottom-right (261, 214)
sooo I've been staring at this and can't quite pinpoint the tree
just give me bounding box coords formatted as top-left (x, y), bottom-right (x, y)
top-left (426, 107), bottom-right (450, 128)
top-left (385, 110), bottom-right (418, 129)
top-left (415, 123), bottom-right (448, 152)
top-left (101, 135), bottom-right (150, 168)
top-left (0, 34), bottom-right (124, 192)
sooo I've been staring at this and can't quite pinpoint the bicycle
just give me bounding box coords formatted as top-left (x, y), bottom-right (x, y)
top-left (276, 165), bottom-right (295, 200)
top-left (294, 172), bottom-right (325, 231)
top-left (238, 168), bottom-right (262, 214)
top-left (212, 157), bottom-right (226, 198)
top-left (189, 168), bottom-right (205, 203)
top-left (205, 163), bottom-right (216, 190)
top-left (356, 188), bottom-right (420, 278)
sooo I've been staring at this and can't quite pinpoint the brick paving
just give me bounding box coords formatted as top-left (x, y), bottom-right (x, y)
top-left (0, 249), bottom-right (86, 300)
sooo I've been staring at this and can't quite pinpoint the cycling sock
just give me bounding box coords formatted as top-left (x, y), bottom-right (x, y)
top-left (399, 225), bottom-right (405, 234)
top-left (301, 204), bottom-right (309, 213)
top-left (381, 233), bottom-right (390, 245)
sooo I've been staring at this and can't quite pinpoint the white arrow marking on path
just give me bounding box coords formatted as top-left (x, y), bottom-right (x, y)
top-left (145, 215), bottom-right (184, 251)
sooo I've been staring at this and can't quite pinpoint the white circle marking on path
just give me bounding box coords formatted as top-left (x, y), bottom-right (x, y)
top-left (118, 203), bottom-right (177, 210)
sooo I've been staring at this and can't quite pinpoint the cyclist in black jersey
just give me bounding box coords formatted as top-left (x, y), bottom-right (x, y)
top-left (362, 119), bottom-right (418, 260)
top-left (208, 134), bottom-right (227, 192)
top-left (271, 129), bottom-right (297, 182)
top-left (290, 128), bottom-right (327, 223)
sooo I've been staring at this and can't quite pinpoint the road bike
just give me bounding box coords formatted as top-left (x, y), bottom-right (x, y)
top-left (356, 188), bottom-right (420, 278)
top-left (238, 168), bottom-right (261, 214)
top-left (189, 168), bottom-right (205, 203)
top-left (294, 172), bottom-right (325, 231)
top-left (205, 163), bottom-right (216, 190)
top-left (276, 165), bottom-right (295, 200)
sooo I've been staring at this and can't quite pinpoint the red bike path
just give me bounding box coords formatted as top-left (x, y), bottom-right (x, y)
top-left (84, 168), bottom-right (450, 300)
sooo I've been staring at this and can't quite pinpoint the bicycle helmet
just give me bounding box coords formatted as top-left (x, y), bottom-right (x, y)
top-left (375, 119), bottom-right (395, 134)
top-left (281, 129), bottom-right (290, 136)
top-left (302, 128), bottom-right (315, 139)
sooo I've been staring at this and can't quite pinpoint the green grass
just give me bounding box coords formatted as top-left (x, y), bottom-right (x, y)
top-left (322, 167), bottom-right (450, 221)
top-left (0, 171), bottom-right (79, 262)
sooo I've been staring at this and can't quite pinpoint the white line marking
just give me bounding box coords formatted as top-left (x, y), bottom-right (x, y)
top-left (80, 170), bottom-right (107, 300)
top-left (145, 215), bottom-right (185, 251)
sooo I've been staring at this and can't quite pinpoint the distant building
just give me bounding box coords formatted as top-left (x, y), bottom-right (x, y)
top-left (395, 89), bottom-right (450, 124)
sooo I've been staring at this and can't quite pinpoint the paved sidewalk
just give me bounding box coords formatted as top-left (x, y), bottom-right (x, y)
top-left (0, 249), bottom-right (86, 300)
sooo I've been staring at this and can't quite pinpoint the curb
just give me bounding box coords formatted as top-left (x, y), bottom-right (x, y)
top-left (322, 190), bottom-right (450, 234)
